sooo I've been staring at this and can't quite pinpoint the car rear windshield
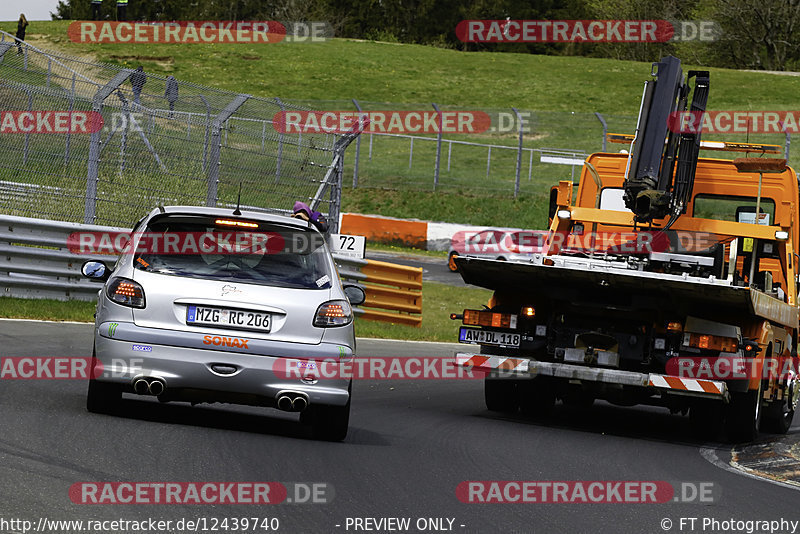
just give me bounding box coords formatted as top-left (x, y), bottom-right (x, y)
top-left (132, 215), bottom-right (333, 290)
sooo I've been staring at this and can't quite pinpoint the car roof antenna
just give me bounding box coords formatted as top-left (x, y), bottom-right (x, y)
top-left (232, 181), bottom-right (242, 216)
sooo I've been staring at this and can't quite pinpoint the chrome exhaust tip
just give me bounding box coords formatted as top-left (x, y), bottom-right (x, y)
top-left (277, 395), bottom-right (293, 411)
top-left (292, 396), bottom-right (308, 412)
top-left (148, 379), bottom-right (165, 396)
top-left (133, 378), bottom-right (150, 395)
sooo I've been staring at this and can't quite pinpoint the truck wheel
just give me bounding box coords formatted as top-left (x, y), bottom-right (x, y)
top-left (725, 382), bottom-right (763, 443)
top-left (86, 379), bottom-right (122, 414)
top-left (760, 374), bottom-right (798, 434)
top-left (448, 252), bottom-right (460, 272)
top-left (518, 378), bottom-right (556, 417)
top-left (485, 378), bottom-right (518, 413)
top-left (689, 400), bottom-right (724, 440)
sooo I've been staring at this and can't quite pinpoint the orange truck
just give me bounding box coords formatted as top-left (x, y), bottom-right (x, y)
top-left (452, 56), bottom-right (799, 441)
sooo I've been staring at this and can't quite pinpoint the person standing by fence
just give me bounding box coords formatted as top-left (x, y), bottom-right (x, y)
top-left (165, 76), bottom-right (179, 118)
top-left (116, 0), bottom-right (128, 21)
top-left (15, 14), bottom-right (28, 54)
top-left (91, 0), bottom-right (102, 20)
top-left (130, 66), bottom-right (146, 107)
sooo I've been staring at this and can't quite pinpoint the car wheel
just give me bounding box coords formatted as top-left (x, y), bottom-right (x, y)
top-left (86, 346), bottom-right (122, 414)
top-left (87, 379), bottom-right (122, 414)
top-left (305, 401), bottom-right (350, 442)
top-left (448, 252), bottom-right (459, 272)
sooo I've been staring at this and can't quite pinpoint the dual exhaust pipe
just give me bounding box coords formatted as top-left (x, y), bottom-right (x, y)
top-left (133, 377), bottom-right (166, 396)
top-left (276, 392), bottom-right (308, 412)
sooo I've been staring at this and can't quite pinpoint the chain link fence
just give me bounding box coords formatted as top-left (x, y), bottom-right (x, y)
top-left (0, 31), bottom-right (355, 229)
top-left (0, 32), bottom-right (793, 218)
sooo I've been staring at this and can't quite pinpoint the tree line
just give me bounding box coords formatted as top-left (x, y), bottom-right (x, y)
top-left (51, 0), bottom-right (800, 71)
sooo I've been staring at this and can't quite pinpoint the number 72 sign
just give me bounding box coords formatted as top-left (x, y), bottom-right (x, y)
top-left (329, 234), bottom-right (366, 259)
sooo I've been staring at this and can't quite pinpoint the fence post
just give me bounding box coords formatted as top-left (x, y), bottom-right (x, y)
top-left (785, 128), bottom-right (791, 161)
top-left (309, 127), bottom-right (362, 232)
top-left (84, 69), bottom-right (133, 224)
top-left (23, 90), bottom-right (32, 165)
top-left (432, 102), bottom-right (442, 191)
top-left (512, 107), bottom-right (523, 197)
top-left (199, 95), bottom-right (210, 172)
top-left (352, 98), bottom-right (362, 188)
top-left (274, 97), bottom-right (285, 183)
top-left (595, 112), bottom-right (608, 152)
top-left (64, 73), bottom-right (76, 164)
top-left (206, 94), bottom-right (250, 207)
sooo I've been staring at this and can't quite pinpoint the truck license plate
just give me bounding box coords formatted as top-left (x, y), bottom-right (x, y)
top-left (459, 327), bottom-right (520, 347)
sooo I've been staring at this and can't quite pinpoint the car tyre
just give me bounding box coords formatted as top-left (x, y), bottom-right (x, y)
top-left (448, 252), bottom-right (459, 272)
top-left (518, 377), bottom-right (556, 418)
top-left (305, 401), bottom-right (350, 442)
top-left (87, 379), bottom-right (122, 414)
top-left (689, 400), bottom-right (724, 440)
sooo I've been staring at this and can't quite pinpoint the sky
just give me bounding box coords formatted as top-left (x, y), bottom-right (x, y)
top-left (1, 0), bottom-right (61, 22)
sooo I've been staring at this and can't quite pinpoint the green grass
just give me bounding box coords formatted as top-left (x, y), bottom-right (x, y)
top-left (9, 21), bottom-right (800, 113)
top-left (342, 187), bottom-right (550, 229)
top-left (367, 242), bottom-right (447, 257)
top-left (354, 281), bottom-right (491, 342)
top-left (0, 296), bottom-right (96, 322)
top-left (0, 282), bottom-right (490, 341)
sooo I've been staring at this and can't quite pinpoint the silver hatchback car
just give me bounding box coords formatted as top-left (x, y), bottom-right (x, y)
top-left (81, 206), bottom-right (365, 441)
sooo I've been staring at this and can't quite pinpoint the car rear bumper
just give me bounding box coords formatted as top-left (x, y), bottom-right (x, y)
top-left (93, 322), bottom-right (352, 407)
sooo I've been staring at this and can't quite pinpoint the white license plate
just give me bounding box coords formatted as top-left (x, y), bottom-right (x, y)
top-left (459, 327), bottom-right (520, 347)
top-left (187, 305), bottom-right (271, 331)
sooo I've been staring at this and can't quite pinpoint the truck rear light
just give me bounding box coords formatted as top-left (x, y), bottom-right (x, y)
top-left (685, 333), bottom-right (738, 353)
top-left (107, 277), bottom-right (146, 308)
top-left (521, 306), bottom-right (535, 317)
top-left (462, 309), bottom-right (517, 329)
top-left (666, 321), bottom-right (683, 332)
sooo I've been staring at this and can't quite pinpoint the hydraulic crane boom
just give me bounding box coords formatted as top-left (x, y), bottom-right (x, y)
top-left (623, 56), bottom-right (709, 227)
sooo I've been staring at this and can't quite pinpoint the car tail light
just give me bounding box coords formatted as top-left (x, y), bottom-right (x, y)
top-left (107, 277), bottom-right (146, 308)
top-left (462, 309), bottom-right (517, 329)
top-left (314, 300), bottom-right (353, 327)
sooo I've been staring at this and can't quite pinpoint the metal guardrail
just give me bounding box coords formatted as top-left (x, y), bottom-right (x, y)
top-left (1, 215), bottom-right (423, 325)
top-left (335, 256), bottom-right (423, 327)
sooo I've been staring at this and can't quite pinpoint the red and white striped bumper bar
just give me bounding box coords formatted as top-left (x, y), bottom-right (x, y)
top-left (454, 353), bottom-right (728, 400)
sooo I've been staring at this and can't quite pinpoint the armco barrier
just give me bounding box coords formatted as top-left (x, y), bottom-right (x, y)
top-left (334, 257), bottom-right (423, 327)
top-left (1, 214), bottom-right (423, 326)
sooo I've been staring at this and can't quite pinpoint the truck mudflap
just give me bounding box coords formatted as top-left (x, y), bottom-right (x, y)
top-left (454, 353), bottom-right (729, 401)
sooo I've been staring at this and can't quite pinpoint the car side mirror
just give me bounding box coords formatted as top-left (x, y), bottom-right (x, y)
top-left (343, 284), bottom-right (366, 305)
top-left (82, 260), bottom-right (110, 282)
